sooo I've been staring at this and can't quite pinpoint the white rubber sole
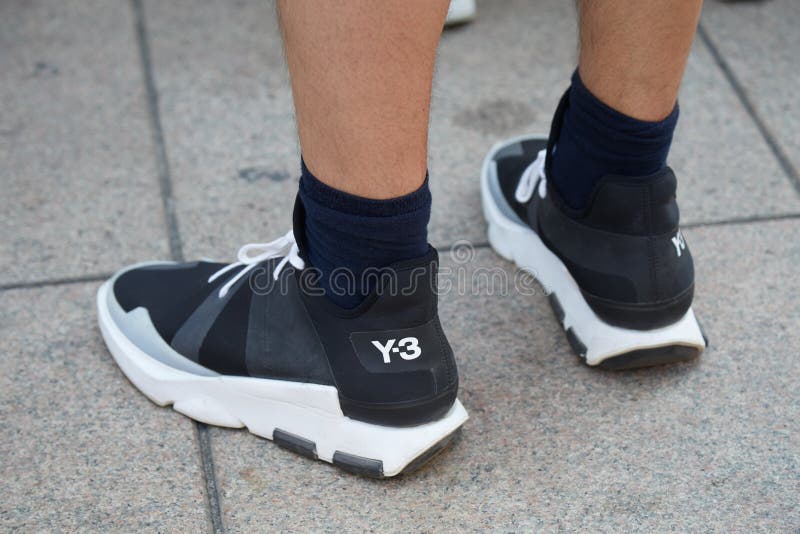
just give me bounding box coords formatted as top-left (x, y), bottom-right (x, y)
top-left (480, 135), bottom-right (706, 367)
top-left (96, 281), bottom-right (467, 477)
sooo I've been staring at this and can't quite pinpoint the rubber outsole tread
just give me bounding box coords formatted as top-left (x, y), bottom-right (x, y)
top-left (268, 429), bottom-right (462, 479)
top-left (597, 345), bottom-right (701, 370)
top-left (548, 292), bottom-right (705, 370)
top-left (399, 430), bottom-right (460, 476)
top-left (273, 429), bottom-right (318, 460)
top-left (332, 451), bottom-right (384, 478)
top-left (548, 292), bottom-right (565, 323)
top-left (565, 327), bottom-right (587, 360)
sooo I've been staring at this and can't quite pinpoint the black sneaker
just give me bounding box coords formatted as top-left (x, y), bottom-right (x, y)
top-left (480, 97), bottom-right (706, 369)
top-left (96, 202), bottom-right (467, 478)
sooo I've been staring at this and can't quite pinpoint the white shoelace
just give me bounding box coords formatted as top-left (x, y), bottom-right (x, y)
top-left (514, 149), bottom-right (548, 203)
top-left (208, 229), bottom-right (305, 298)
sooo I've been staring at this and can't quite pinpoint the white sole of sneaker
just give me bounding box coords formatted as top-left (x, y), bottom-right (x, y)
top-left (481, 135), bottom-right (706, 368)
top-left (96, 281), bottom-right (468, 477)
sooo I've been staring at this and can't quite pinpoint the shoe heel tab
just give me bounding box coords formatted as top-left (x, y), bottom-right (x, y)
top-left (384, 245), bottom-right (438, 272)
top-left (581, 168), bottom-right (680, 236)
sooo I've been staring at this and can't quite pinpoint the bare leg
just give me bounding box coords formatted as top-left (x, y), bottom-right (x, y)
top-left (578, 0), bottom-right (703, 121)
top-left (277, 0), bottom-right (449, 199)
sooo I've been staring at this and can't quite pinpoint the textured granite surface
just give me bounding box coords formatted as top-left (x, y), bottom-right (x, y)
top-left (0, 284), bottom-right (208, 531)
top-left (0, 0), bottom-right (169, 285)
top-left (702, 0), bottom-right (800, 182)
top-left (1, 0), bottom-right (798, 530)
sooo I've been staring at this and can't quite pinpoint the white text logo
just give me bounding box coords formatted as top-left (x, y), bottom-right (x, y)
top-left (671, 230), bottom-right (686, 257)
top-left (370, 337), bottom-right (422, 364)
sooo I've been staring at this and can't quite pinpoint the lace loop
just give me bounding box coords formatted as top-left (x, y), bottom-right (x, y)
top-left (514, 149), bottom-right (547, 203)
top-left (208, 229), bottom-right (305, 298)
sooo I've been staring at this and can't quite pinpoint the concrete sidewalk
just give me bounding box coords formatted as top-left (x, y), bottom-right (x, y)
top-left (2, 0), bottom-right (798, 531)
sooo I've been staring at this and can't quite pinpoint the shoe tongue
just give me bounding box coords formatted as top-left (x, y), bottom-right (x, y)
top-left (592, 166), bottom-right (677, 197)
top-left (386, 244), bottom-right (438, 271)
top-left (544, 87), bottom-right (571, 180)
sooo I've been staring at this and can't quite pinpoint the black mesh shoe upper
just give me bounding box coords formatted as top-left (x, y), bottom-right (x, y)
top-left (495, 144), bottom-right (695, 330)
top-left (114, 261), bottom-right (226, 343)
top-left (111, 249), bottom-right (458, 426)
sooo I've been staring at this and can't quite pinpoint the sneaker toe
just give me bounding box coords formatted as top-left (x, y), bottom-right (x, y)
top-left (109, 261), bottom-right (222, 342)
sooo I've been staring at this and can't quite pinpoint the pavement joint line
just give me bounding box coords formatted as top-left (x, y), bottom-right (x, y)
top-left (131, 0), bottom-right (184, 263)
top-left (195, 423), bottom-right (225, 534)
top-left (0, 273), bottom-right (113, 292)
top-left (2, 213), bottom-right (798, 294)
top-left (697, 22), bottom-right (800, 197)
top-left (438, 212), bottom-right (800, 253)
top-left (130, 1), bottom-right (223, 532)
top-left (682, 212), bottom-right (800, 229)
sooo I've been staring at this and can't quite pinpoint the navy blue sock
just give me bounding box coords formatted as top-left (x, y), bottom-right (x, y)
top-left (550, 70), bottom-right (680, 210)
top-left (298, 160), bottom-right (431, 308)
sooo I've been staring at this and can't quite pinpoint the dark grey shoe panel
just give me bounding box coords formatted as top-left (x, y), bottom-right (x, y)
top-left (245, 268), bottom-right (333, 385)
top-left (171, 269), bottom-right (248, 362)
top-left (197, 276), bottom-right (252, 376)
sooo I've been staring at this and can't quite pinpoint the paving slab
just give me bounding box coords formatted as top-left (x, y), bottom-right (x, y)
top-left (0, 283), bottom-right (208, 532)
top-left (143, 0), bottom-right (299, 261)
top-left (0, 0), bottom-right (169, 286)
top-left (701, 0), bottom-right (800, 184)
top-left (145, 0), bottom-right (800, 260)
top-left (208, 220), bottom-right (799, 531)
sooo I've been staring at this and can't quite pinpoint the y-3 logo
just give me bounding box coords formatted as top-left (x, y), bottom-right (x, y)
top-left (371, 337), bottom-right (422, 364)
top-left (671, 230), bottom-right (686, 257)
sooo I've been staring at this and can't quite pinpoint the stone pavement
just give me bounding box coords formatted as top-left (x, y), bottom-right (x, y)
top-left (1, 0), bottom-right (798, 531)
